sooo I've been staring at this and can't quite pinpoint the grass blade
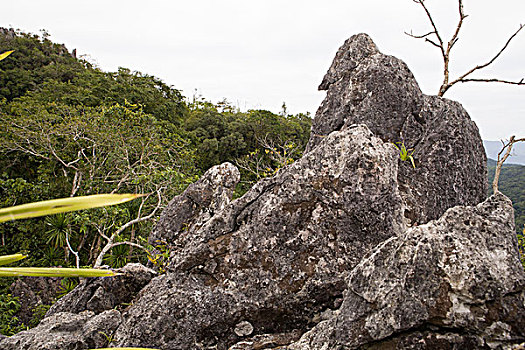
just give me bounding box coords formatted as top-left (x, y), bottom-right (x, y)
top-left (0, 50), bottom-right (14, 61)
top-left (91, 348), bottom-right (160, 350)
top-left (0, 267), bottom-right (118, 277)
top-left (0, 254), bottom-right (27, 266)
top-left (0, 194), bottom-right (144, 223)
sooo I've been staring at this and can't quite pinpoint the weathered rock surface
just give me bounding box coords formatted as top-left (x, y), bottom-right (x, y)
top-left (307, 33), bottom-right (487, 225)
top-left (0, 310), bottom-right (121, 350)
top-left (111, 124), bottom-right (405, 349)
top-left (287, 192), bottom-right (525, 349)
top-left (149, 162), bottom-right (240, 246)
top-left (46, 263), bottom-right (156, 316)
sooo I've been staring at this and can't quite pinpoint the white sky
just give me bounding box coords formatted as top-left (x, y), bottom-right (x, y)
top-left (2, 0), bottom-right (524, 140)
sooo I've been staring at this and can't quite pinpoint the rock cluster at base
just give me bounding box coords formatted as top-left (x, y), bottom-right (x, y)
top-left (287, 192), bottom-right (525, 349)
top-left (1, 34), bottom-right (523, 350)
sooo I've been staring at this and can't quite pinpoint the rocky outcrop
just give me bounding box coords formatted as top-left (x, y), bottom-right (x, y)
top-left (111, 124), bottom-right (405, 349)
top-left (46, 263), bottom-right (156, 316)
top-left (307, 33), bottom-right (487, 225)
top-left (149, 162), bottom-right (240, 246)
top-left (287, 192), bottom-right (525, 349)
top-left (1, 34), bottom-right (521, 350)
top-left (0, 310), bottom-right (121, 350)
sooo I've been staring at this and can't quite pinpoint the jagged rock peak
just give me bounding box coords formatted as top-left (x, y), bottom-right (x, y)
top-left (308, 33), bottom-right (486, 225)
top-left (149, 162), bottom-right (240, 246)
top-left (319, 33), bottom-right (379, 91)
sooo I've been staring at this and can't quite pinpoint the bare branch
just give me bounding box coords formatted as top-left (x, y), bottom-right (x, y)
top-left (412, 0), bottom-right (445, 57)
top-left (448, 24), bottom-right (525, 91)
top-left (103, 241), bottom-right (150, 254)
top-left (408, 1), bottom-right (524, 96)
top-left (493, 136), bottom-right (525, 193)
top-left (404, 30), bottom-right (435, 39)
top-left (455, 78), bottom-right (525, 86)
top-left (94, 189), bottom-right (163, 268)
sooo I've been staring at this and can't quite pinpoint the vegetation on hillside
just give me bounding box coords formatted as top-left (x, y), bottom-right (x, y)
top-left (0, 28), bottom-right (312, 334)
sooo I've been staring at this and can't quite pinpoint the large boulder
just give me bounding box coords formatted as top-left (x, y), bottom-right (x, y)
top-left (288, 192), bottom-right (525, 349)
top-left (111, 124), bottom-right (405, 349)
top-left (307, 33), bottom-right (487, 225)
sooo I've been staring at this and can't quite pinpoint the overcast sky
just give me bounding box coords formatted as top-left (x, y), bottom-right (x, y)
top-left (2, 0), bottom-right (524, 140)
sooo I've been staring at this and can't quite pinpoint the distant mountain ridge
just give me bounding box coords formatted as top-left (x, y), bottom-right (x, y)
top-left (484, 140), bottom-right (525, 165)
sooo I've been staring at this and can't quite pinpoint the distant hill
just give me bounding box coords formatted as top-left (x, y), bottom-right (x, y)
top-left (487, 159), bottom-right (525, 234)
top-left (484, 140), bottom-right (525, 165)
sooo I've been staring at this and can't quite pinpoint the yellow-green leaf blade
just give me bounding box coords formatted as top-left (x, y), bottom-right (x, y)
top-left (0, 267), bottom-right (118, 278)
top-left (0, 194), bottom-right (144, 223)
top-left (92, 348), bottom-right (160, 350)
top-left (0, 254), bottom-right (27, 266)
top-left (0, 50), bottom-right (14, 61)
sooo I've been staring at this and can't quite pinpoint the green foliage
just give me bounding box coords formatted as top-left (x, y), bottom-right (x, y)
top-left (27, 303), bottom-right (51, 328)
top-left (518, 226), bottom-right (525, 270)
top-left (57, 277), bottom-right (78, 299)
top-left (103, 244), bottom-right (129, 269)
top-left (0, 294), bottom-right (26, 335)
top-left (0, 31), bottom-right (186, 124)
top-left (393, 142), bottom-right (416, 168)
top-left (183, 99), bottom-right (311, 194)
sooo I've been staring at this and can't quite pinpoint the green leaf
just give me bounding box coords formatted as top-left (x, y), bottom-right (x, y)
top-left (0, 50), bottom-right (14, 61)
top-left (0, 194), bottom-right (144, 223)
top-left (92, 348), bottom-right (160, 350)
top-left (0, 254), bottom-right (27, 266)
top-left (409, 155), bottom-right (416, 169)
top-left (0, 267), bottom-right (118, 278)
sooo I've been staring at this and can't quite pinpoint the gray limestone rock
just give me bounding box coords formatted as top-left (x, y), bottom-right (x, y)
top-left (306, 33), bottom-right (486, 225)
top-left (46, 263), bottom-right (156, 316)
top-left (0, 310), bottom-right (121, 350)
top-left (287, 192), bottom-right (525, 349)
top-left (148, 162), bottom-right (240, 246)
top-left (111, 124), bottom-right (405, 349)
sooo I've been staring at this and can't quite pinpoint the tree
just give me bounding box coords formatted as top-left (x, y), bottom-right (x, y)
top-left (0, 102), bottom-right (196, 268)
top-left (492, 136), bottom-right (525, 193)
top-left (407, 0), bottom-right (524, 96)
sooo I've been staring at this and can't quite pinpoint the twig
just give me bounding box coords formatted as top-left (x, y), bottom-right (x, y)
top-left (407, 0), bottom-right (524, 96)
top-left (94, 189), bottom-right (163, 268)
top-left (493, 136), bottom-right (525, 193)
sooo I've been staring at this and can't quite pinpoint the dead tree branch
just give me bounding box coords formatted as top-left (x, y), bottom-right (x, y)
top-left (407, 0), bottom-right (524, 96)
top-left (493, 136), bottom-right (525, 193)
top-left (94, 189), bottom-right (163, 268)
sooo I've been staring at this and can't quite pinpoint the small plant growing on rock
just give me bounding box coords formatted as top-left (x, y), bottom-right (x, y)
top-left (393, 142), bottom-right (416, 168)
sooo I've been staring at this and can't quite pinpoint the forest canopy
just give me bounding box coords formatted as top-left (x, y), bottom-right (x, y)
top-left (0, 28), bottom-right (311, 280)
